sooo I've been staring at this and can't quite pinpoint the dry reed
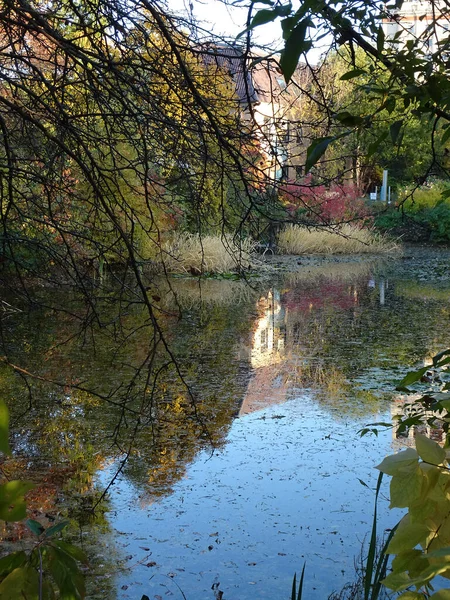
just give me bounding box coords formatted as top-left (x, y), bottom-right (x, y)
top-left (161, 233), bottom-right (256, 274)
top-left (277, 224), bottom-right (399, 255)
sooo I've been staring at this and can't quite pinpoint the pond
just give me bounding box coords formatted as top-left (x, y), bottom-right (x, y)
top-left (1, 247), bottom-right (450, 599)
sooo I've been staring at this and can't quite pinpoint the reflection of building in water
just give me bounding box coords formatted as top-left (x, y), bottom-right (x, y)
top-left (239, 280), bottom-right (366, 416)
top-left (250, 290), bottom-right (286, 369)
top-left (367, 277), bottom-right (388, 305)
top-left (240, 290), bottom-right (288, 416)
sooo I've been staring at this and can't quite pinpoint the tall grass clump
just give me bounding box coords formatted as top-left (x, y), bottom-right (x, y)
top-left (277, 224), bottom-right (398, 255)
top-left (161, 233), bottom-right (256, 274)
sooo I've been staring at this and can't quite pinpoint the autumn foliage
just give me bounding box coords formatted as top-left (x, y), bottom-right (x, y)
top-left (279, 176), bottom-right (370, 224)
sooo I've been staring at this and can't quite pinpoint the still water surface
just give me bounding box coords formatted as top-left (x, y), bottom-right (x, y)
top-left (3, 248), bottom-right (450, 599)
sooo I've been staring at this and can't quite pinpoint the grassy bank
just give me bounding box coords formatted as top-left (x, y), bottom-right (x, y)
top-left (277, 224), bottom-right (398, 255)
top-left (161, 233), bottom-right (257, 274)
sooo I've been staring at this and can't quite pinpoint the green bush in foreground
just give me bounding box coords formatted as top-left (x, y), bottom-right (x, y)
top-left (375, 182), bottom-right (450, 243)
top-left (0, 400), bottom-right (87, 599)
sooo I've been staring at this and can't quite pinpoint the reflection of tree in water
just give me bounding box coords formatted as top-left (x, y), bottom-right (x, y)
top-left (123, 300), bottom-right (255, 501)
top-left (1, 289), bottom-right (255, 508)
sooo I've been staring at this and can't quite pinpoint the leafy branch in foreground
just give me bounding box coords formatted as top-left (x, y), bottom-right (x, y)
top-left (360, 350), bottom-right (450, 440)
top-left (0, 399), bottom-right (87, 599)
top-left (362, 350), bottom-right (450, 598)
top-left (377, 433), bottom-right (450, 598)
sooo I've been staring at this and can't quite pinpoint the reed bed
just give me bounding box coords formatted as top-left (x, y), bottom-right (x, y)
top-left (277, 224), bottom-right (399, 255)
top-left (161, 233), bottom-right (256, 274)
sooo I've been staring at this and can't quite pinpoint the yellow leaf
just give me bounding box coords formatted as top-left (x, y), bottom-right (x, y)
top-left (416, 434), bottom-right (446, 466)
top-left (376, 448), bottom-right (418, 476)
top-left (430, 590), bottom-right (450, 599)
top-left (387, 516), bottom-right (430, 554)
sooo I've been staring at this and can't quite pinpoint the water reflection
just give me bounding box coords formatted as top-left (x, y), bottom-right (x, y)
top-left (240, 269), bottom-right (409, 420)
top-left (1, 250), bottom-right (450, 599)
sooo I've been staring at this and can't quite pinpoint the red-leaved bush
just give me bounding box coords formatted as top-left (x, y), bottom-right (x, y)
top-left (279, 176), bottom-right (371, 225)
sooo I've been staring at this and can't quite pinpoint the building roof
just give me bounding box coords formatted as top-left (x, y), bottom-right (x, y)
top-left (200, 43), bottom-right (290, 106)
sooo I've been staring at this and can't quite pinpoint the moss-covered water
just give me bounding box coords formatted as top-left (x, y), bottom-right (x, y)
top-left (1, 247), bottom-right (450, 599)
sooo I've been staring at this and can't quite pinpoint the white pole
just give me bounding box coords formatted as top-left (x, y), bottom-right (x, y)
top-left (381, 170), bottom-right (388, 202)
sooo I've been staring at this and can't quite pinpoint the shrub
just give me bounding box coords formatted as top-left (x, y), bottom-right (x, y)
top-left (279, 176), bottom-right (370, 225)
top-left (425, 202), bottom-right (450, 242)
top-left (374, 181), bottom-right (450, 243)
top-left (400, 180), bottom-right (450, 212)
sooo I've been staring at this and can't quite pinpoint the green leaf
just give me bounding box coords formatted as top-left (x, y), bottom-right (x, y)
top-left (390, 465), bottom-right (423, 508)
top-left (367, 131), bottom-right (389, 157)
top-left (382, 570), bottom-right (412, 591)
top-left (54, 541), bottom-right (88, 564)
top-left (0, 400), bottom-right (10, 455)
top-left (0, 551), bottom-right (27, 578)
top-left (26, 518), bottom-right (45, 537)
top-left (333, 111), bottom-right (364, 127)
top-left (390, 120), bottom-right (403, 144)
top-left (0, 566), bottom-right (39, 599)
top-left (281, 16), bottom-right (300, 41)
top-left (47, 545), bottom-right (86, 600)
top-left (45, 521), bottom-right (70, 538)
top-left (376, 448), bottom-right (418, 476)
top-left (250, 8), bottom-right (280, 28)
top-left (280, 18), bottom-right (312, 83)
top-left (304, 136), bottom-right (334, 174)
top-left (397, 366), bottom-right (429, 388)
top-left (415, 433), bottom-right (446, 465)
top-left (340, 69), bottom-right (366, 80)
top-left (429, 590), bottom-right (450, 599)
top-left (441, 127), bottom-right (450, 145)
top-left (242, 2), bottom-right (292, 35)
top-left (387, 518), bottom-right (430, 553)
top-left (377, 25), bottom-right (385, 53)
top-left (0, 480), bottom-right (35, 522)
top-left (237, 5), bottom-right (291, 38)
top-left (392, 548), bottom-right (425, 573)
top-left (383, 96), bottom-right (396, 114)
top-left (397, 592), bottom-right (426, 599)
top-left (427, 547), bottom-right (450, 558)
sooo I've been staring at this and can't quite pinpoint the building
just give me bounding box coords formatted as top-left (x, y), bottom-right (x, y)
top-left (201, 43), bottom-right (308, 182)
top-left (382, 0), bottom-right (450, 53)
